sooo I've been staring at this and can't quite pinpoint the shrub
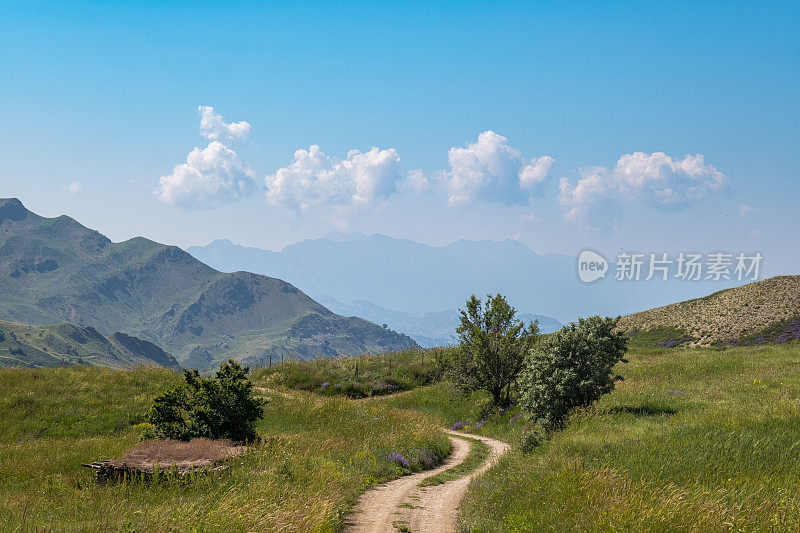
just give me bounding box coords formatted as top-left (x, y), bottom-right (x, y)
top-left (145, 359), bottom-right (264, 443)
top-left (521, 422), bottom-right (550, 453)
top-left (453, 294), bottom-right (539, 405)
top-left (520, 316), bottom-right (628, 428)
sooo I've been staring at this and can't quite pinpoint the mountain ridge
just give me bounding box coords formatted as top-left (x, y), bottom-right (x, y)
top-left (0, 319), bottom-right (181, 369)
top-left (0, 198), bottom-right (417, 368)
top-left (188, 234), bottom-right (747, 324)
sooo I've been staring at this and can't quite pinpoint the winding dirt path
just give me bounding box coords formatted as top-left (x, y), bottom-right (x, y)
top-left (346, 431), bottom-right (510, 533)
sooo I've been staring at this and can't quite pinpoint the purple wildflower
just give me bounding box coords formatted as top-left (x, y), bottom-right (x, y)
top-left (388, 452), bottom-right (410, 469)
top-left (413, 449), bottom-right (439, 469)
top-left (450, 422), bottom-right (464, 431)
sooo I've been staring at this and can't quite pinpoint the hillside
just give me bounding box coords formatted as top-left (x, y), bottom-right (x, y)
top-left (0, 198), bottom-right (417, 367)
top-left (0, 320), bottom-right (180, 369)
top-left (618, 275), bottom-right (800, 346)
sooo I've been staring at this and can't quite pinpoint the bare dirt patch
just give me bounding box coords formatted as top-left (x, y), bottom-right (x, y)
top-left (119, 438), bottom-right (246, 473)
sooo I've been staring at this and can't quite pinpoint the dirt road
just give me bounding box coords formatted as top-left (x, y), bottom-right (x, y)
top-left (346, 430), bottom-right (510, 533)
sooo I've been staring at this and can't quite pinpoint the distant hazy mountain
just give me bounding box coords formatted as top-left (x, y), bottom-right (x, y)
top-left (0, 320), bottom-right (180, 369)
top-left (0, 199), bottom-right (417, 368)
top-left (319, 297), bottom-right (563, 348)
top-left (188, 233), bottom-right (744, 328)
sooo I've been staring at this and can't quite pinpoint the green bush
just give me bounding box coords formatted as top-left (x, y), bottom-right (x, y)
top-left (520, 316), bottom-right (628, 428)
top-left (145, 359), bottom-right (264, 442)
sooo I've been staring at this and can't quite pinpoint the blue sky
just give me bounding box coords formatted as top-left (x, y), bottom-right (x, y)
top-left (2, 1), bottom-right (798, 274)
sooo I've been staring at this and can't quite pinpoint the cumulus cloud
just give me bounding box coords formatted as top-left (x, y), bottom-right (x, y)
top-left (558, 152), bottom-right (729, 228)
top-left (441, 131), bottom-right (553, 206)
top-left (156, 106), bottom-right (257, 209)
top-left (401, 169), bottom-right (429, 195)
top-left (198, 105), bottom-right (252, 142)
top-left (156, 141), bottom-right (257, 209)
top-left (264, 145), bottom-right (402, 214)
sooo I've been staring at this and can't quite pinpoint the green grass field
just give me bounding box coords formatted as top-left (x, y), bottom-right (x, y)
top-left (254, 347), bottom-right (455, 398)
top-left (454, 344), bottom-right (800, 531)
top-left (0, 366), bottom-right (450, 532)
top-left (2, 343), bottom-right (800, 531)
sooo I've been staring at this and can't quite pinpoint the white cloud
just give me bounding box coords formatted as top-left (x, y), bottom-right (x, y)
top-left (198, 105), bottom-right (252, 142)
top-left (748, 230), bottom-right (762, 238)
top-left (441, 131), bottom-right (553, 206)
top-left (156, 141), bottom-right (257, 209)
top-left (156, 106), bottom-right (257, 209)
top-left (264, 145), bottom-right (402, 215)
top-left (739, 204), bottom-right (758, 218)
top-left (559, 152), bottom-right (729, 228)
top-left (64, 182), bottom-right (82, 194)
top-left (520, 156), bottom-right (555, 189)
top-left (402, 169), bottom-right (429, 195)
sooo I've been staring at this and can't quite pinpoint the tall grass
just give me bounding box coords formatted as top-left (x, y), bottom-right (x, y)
top-left (6, 343), bottom-right (800, 530)
top-left (251, 342), bottom-right (800, 529)
top-left (455, 344), bottom-right (800, 531)
top-left (254, 347), bottom-right (455, 398)
top-left (0, 366), bottom-right (450, 531)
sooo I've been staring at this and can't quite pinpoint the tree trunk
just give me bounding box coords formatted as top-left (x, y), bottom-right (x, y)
top-left (491, 387), bottom-right (503, 405)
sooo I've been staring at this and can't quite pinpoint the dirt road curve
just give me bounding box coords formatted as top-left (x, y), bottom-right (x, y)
top-left (346, 431), bottom-right (510, 533)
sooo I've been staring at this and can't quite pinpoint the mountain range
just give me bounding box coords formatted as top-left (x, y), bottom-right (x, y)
top-left (188, 234), bottom-right (746, 339)
top-left (0, 199), bottom-right (417, 369)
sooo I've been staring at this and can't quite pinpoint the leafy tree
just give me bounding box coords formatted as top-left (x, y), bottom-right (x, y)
top-left (453, 294), bottom-right (539, 405)
top-left (145, 359), bottom-right (264, 442)
top-left (520, 316), bottom-right (628, 428)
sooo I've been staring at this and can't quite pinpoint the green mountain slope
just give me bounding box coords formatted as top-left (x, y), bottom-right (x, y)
top-left (0, 320), bottom-right (180, 369)
top-left (618, 275), bottom-right (800, 346)
top-left (0, 198), bottom-right (418, 367)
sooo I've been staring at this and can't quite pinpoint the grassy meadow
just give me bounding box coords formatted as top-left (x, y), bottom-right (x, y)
top-left (453, 343), bottom-right (800, 531)
top-left (255, 347), bottom-right (456, 398)
top-left (292, 343), bottom-right (800, 530)
top-left (0, 365), bottom-right (450, 532)
top-left (3, 342), bottom-right (800, 531)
